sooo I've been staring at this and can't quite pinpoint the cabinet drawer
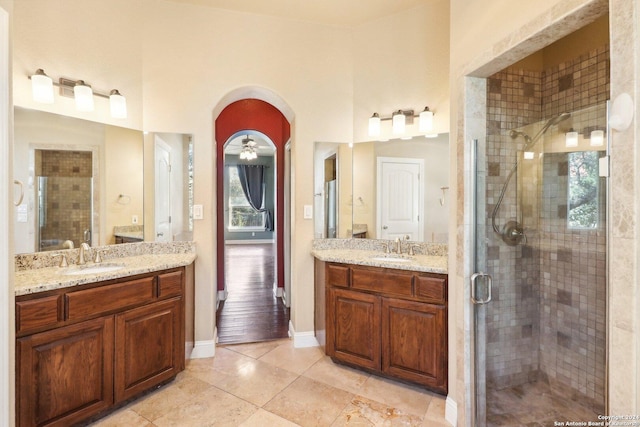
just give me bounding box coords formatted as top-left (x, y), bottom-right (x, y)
top-left (66, 277), bottom-right (155, 321)
top-left (415, 275), bottom-right (447, 303)
top-left (158, 270), bottom-right (184, 298)
top-left (327, 263), bottom-right (350, 288)
top-left (351, 267), bottom-right (413, 297)
top-left (16, 295), bottom-right (63, 335)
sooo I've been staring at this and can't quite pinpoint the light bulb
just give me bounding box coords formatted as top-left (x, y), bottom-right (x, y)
top-left (368, 113), bottom-right (381, 137)
top-left (74, 81), bottom-right (94, 112)
top-left (565, 129), bottom-right (578, 147)
top-left (31, 69), bottom-right (54, 104)
top-left (419, 107), bottom-right (433, 133)
top-left (109, 89), bottom-right (127, 119)
top-left (590, 129), bottom-right (604, 146)
top-left (392, 110), bottom-right (405, 134)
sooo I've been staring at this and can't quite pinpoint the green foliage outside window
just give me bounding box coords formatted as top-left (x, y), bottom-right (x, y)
top-left (567, 151), bottom-right (599, 229)
top-left (228, 167), bottom-right (265, 229)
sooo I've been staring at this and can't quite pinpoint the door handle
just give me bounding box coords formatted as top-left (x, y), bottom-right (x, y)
top-left (382, 225), bottom-right (388, 229)
top-left (157, 232), bottom-right (164, 237)
top-left (471, 272), bottom-right (492, 304)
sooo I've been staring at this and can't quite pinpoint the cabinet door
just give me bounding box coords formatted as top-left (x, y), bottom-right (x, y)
top-left (114, 297), bottom-right (183, 402)
top-left (327, 288), bottom-right (381, 370)
top-left (16, 316), bottom-right (114, 427)
top-left (381, 298), bottom-right (447, 393)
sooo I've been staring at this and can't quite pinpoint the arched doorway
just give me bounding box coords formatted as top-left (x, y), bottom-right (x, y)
top-left (215, 98), bottom-right (291, 344)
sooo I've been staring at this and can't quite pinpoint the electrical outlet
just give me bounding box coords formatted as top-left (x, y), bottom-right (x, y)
top-left (303, 205), bottom-right (313, 219)
top-left (132, 215), bottom-right (138, 224)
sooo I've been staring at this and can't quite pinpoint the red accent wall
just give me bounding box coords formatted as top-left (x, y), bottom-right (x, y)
top-left (215, 99), bottom-right (290, 291)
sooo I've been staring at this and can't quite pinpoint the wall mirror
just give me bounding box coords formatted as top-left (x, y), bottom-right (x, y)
top-left (314, 134), bottom-right (449, 242)
top-left (313, 142), bottom-right (352, 239)
top-left (13, 107), bottom-right (193, 254)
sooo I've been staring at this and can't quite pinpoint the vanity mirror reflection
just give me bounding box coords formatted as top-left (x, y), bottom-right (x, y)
top-left (13, 107), bottom-right (193, 254)
top-left (313, 134), bottom-right (450, 243)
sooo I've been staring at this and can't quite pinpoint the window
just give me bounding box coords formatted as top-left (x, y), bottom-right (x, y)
top-left (567, 151), bottom-right (599, 229)
top-left (227, 167), bottom-right (265, 230)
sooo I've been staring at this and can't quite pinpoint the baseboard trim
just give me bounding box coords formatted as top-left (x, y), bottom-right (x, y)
top-left (185, 341), bottom-right (194, 360)
top-left (445, 396), bottom-right (457, 426)
top-left (288, 320), bottom-right (319, 348)
top-left (274, 285), bottom-right (283, 298)
top-left (190, 339), bottom-right (216, 359)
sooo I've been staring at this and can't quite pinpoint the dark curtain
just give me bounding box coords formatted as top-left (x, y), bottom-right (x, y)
top-left (236, 164), bottom-right (273, 231)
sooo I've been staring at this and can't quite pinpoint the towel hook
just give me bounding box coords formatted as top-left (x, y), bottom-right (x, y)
top-left (14, 180), bottom-right (24, 206)
top-left (439, 186), bottom-right (449, 206)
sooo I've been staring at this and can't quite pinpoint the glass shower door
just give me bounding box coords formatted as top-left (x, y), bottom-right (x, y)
top-left (471, 137), bottom-right (491, 427)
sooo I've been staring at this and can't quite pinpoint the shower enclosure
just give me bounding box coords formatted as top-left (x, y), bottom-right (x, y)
top-left (474, 102), bottom-right (608, 426)
top-left (473, 82), bottom-right (609, 424)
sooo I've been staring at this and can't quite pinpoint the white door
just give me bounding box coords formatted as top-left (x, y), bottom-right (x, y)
top-left (377, 157), bottom-right (424, 241)
top-left (154, 137), bottom-right (172, 242)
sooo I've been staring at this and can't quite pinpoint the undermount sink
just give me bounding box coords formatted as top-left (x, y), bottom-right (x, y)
top-left (370, 256), bottom-right (413, 263)
top-left (60, 263), bottom-right (125, 275)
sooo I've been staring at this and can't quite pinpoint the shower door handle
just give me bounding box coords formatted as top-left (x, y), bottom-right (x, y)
top-left (471, 272), bottom-right (492, 304)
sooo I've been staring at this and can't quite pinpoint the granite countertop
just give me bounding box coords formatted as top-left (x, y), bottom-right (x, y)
top-left (311, 248), bottom-right (447, 274)
top-left (114, 231), bottom-right (144, 240)
top-left (15, 252), bottom-right (196, 296)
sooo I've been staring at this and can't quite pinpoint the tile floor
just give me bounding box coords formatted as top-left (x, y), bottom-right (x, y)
top-left (487, 380), bottom-right (601, 426)
top-left (90, 339), bottom-right (450, 426)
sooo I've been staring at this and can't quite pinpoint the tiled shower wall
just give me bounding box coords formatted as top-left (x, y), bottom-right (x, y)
top-left (485, 44), bottom-right (609, 407)
top-left (36, 150), bottom-right (93, 250)
top-left (485, 68), bottom-right (542, 389)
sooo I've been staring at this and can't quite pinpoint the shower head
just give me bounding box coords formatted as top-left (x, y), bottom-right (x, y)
top-left (508, 112), bottom-right (572, 150)
top-left (509, 130), bottom-right (532, 144)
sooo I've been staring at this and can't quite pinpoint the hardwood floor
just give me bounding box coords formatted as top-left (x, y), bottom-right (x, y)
top-left (216, 243), bottom-right (290, 344)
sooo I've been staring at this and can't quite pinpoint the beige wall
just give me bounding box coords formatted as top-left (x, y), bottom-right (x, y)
top-left (104, 125), bottom-right (144, 244)
top-left (450, 0), bottom-right (640, 424)
top-left (353, 0), bottom-right (451, 142)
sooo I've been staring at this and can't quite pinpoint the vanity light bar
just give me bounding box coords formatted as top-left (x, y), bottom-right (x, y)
top-left (368, 106), bottom-right (435, 138)
top-left (29, 69), bottom-right (127, 119)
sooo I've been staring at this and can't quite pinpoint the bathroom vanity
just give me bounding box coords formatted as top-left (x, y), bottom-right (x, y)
top-left (313, 242), bottom-right (448, 395)
top-left (14, 246), bottom-right (195, 427)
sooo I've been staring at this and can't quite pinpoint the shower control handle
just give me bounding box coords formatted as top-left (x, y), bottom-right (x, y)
top-left (471, 272), bottom-right (492, 305)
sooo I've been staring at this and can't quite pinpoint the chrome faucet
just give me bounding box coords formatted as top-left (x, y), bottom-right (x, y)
top-left (78, 242), bottom-right (91, 265)
top-left (395, 237), bottom-right (402, 254)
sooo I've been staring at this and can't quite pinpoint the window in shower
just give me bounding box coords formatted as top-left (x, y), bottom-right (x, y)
top-left (567, 150), bottom-right (599, 229)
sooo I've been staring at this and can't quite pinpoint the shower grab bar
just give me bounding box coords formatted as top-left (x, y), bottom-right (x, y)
top-left (14, 180), bottom-right (24, 206)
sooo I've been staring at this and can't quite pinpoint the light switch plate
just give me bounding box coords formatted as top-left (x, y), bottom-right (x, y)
top-left (303, 204), bottom-right (313, 219)
top-left (193, 204), bottom-right (204, 220)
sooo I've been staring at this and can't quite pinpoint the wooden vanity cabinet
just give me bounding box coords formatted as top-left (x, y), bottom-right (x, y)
top-left (16, 267), bottom-right (187, 427)
top-left (325, 263), bottom-right (448, 394)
